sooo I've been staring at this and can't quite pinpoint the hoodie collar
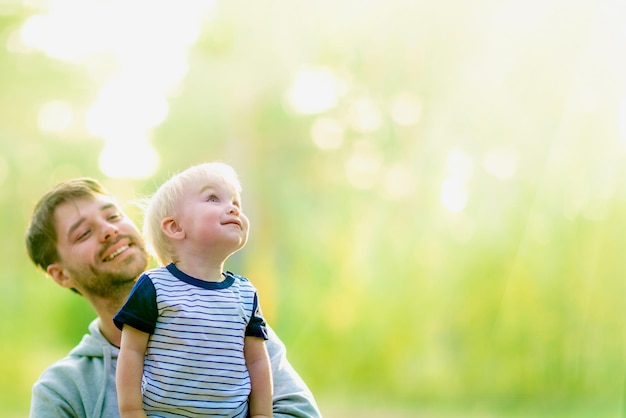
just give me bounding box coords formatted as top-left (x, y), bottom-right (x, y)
top-left (68, 319), bottom-right (119, 359)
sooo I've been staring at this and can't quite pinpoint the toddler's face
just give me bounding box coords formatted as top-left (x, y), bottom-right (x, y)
top-left (175, 178), bottom-right (249, 256)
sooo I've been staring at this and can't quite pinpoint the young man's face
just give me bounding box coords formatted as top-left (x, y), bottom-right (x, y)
top-left (48, 194), bottom-right (149, 300)
top-left (174, 179), bottom-right (250, 260)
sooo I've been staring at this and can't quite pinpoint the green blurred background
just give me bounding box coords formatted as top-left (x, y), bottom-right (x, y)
top-left (2, 0), bottom-right (626, 417)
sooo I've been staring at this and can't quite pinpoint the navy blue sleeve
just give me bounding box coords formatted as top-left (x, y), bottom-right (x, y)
top-left (113, 274), bottom-right (158, 334)
top-left (246, 292), bottom-right (268, 340)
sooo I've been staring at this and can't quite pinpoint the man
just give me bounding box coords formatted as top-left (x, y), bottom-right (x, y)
top-left (25, 178), bottom-right (321, 418)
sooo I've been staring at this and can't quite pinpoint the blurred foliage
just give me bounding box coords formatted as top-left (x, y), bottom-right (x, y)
top-left (2, 0), bottom-right (626, 417)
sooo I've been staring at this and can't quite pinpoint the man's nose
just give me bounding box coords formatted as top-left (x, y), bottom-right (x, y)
top-left (100, 222), bottom-right (119, 242)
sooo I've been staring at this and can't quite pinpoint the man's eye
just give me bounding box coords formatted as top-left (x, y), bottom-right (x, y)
top-left (108, 213), bottom-right (122, 221)
top-left (76, 230), bottom-right (91, 241)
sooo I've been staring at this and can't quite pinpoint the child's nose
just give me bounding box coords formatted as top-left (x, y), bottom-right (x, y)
top-left (228, 204), bottom-right (240, 215)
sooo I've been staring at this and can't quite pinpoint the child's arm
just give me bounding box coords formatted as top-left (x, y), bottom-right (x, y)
top-left (116, 325), bottom-right (150, 418)
top-left (244, 335), bottom-right (273, 418)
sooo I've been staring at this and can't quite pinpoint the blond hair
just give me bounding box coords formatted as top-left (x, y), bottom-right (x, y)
top-left (143, 162), bottom-right (242, 266)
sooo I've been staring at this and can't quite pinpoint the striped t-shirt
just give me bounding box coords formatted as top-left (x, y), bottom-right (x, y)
top-left (114, 263), bottom-right (268, 417)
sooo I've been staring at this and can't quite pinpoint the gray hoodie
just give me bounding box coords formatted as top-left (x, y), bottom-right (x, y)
top-left (30, 319), bottom-right (321, 417)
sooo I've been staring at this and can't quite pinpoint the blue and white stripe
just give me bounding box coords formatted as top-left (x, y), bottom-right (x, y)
top-left (138, 265), bottom-right (261, 417)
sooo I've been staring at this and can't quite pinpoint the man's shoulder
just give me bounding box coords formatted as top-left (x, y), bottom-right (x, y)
top-left (36, 353), bottom-right (88, 380)
top-left (35, 326), bottom-right (111, 384)
top-left (30, 335), bottom-right (117, 418)
top-left (32, 353), bottom-right (100, 399)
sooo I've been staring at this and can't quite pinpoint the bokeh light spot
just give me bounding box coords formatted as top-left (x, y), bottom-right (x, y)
top-left (345, 144), bottom-right (383, 189)
top-left (17, 0), bottom-right (215, 178)
top-left (98, 141), bottom-right (159, 179)
top-left (390, 93), bottom-right (422, 126)
top-left (286, 67), bottom-right (346, 114)
top-left (381, 163), bottom-right (415, 199)
top-left (38, 101), bottom-right (73, 133)
top-left (311, 117), bottom-right (345, 150)
top-left (441, 178), bottom-right (468, 212)
top-left (446, 149), bottom-right (474, 182)
top-left (346, 98), bottom-right (383, 133)
top-left (86, 83), bottom-right (169, 140)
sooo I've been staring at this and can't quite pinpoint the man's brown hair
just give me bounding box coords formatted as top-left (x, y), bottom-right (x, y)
top-left (25, 178), bottom-right (110, 271)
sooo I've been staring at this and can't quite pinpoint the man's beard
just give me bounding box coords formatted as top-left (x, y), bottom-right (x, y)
top-left (81, 251), bottom-right (148, 300)
top-left (83, 270), bottom-right (137, 299)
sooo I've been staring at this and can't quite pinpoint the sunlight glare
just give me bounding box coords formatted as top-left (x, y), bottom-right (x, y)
top-left (86, 80), bottom-right (169, 140)
top-left (441, 149), bottom-right (472, 212)
top-left (20, 13), bottom-right (94, 61)
top-left (16, 0), bottom-right (215, 178)
top-left (286, 67), bottom-right (346, 114)
top-left (6, 28), bottom-right (31, 54)
top-left (441, 178), bottom-right (468, 212)
top-left (99, 140), bottom-right (159, 179)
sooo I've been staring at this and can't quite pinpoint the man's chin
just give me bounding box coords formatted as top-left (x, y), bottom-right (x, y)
top-left (100, 266), bottom-right (143, 287)
top-left (104, 252), bottom-right (148, 277)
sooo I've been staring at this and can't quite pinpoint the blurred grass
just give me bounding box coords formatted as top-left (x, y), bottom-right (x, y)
top-left (3, 0), bottom-right (626, 417)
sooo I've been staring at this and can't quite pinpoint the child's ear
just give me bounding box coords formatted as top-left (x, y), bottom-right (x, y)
top-left (162, 217), bottom-right (185, 240)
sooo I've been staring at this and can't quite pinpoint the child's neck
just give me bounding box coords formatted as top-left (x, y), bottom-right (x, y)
top-left (173, 259), bottom-right (225, 282)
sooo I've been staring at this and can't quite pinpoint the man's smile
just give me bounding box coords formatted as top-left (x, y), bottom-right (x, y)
top-left (103, 244), bottom-right (130, 262)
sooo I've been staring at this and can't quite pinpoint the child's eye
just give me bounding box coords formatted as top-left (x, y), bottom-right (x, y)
top-left (208, 195), bottom-right (219, 202)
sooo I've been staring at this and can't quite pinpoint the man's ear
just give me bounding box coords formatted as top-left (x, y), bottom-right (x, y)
top-left (162, 217), bottom-right (185, 241)
top-left (46, 263), bottom-right (76, 289)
